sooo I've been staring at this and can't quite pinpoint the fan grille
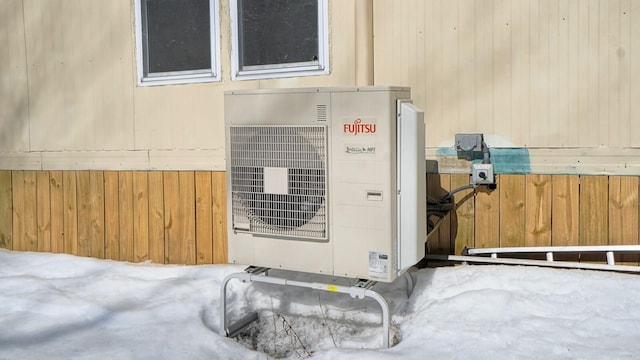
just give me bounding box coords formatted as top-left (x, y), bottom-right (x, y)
top-left (229, 125), bottom-right (327, 240)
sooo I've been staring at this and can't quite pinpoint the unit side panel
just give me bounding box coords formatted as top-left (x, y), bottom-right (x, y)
top-left (329, 90), bottom-right (403, 281)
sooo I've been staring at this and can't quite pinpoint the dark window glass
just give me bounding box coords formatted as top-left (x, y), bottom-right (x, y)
top-left (143, 0), bottom-right (211, 74)
top-left (238, 0), bottom-right (319, 68)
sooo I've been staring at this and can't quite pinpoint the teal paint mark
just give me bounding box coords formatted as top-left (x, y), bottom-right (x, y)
top-left (435, 147), bottom-right (457, 156)
top-left (433, 147), bottom-right (531, 174)
top-left (490, 148), bottom-right (531, 174)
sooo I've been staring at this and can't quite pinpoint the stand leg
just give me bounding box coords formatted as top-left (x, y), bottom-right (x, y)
top-left (220, 272), bottom-right (251, 336)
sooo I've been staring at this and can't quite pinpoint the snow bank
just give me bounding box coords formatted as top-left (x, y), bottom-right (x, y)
top-left (1, 249), bottom-right (639, 359)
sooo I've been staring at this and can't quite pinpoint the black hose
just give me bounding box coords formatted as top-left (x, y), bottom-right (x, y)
top-left (442, 184), bottom-right (477, 201)
top-left (426, 194), bottom-right (455, 234)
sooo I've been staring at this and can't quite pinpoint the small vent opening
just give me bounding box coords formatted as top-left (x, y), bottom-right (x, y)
top-left (316, 104), bottom-right (327, 122)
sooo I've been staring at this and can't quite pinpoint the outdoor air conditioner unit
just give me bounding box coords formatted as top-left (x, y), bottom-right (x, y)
top-left (225, 86), bottom-right (426, 283)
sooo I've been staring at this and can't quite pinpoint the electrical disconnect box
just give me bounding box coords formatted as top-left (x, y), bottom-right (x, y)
top-left (472, 163), bottom-right (494, 185)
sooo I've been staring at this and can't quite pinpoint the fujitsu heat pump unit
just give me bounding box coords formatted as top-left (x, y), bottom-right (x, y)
top-left (225, 87), bottom-right (425, 282)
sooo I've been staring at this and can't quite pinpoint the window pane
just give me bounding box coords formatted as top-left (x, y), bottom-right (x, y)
top-left (239, 0), bottom-right (319, 67)
top-left (145, 0), bottom-right (211, 74)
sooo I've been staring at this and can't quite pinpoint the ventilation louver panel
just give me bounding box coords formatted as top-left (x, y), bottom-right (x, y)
top-left (229, 125), bottom-right (328, 240)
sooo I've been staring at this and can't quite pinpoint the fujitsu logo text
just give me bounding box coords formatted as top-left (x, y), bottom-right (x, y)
top-left (343, 118), bottom-right (376, 135)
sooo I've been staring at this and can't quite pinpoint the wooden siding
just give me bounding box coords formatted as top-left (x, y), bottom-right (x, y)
top-left (425, 173), bottom-right (640, 256)
top-left (2, 170), bottom-right (639, 262)
top-left (525, 175), bottom-right (552, 247)
top-left (373, 0), bottom-right (640, 149)
top-left (0, 170), bottom-right (227, 265)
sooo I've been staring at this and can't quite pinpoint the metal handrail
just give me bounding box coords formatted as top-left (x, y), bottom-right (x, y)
top-left (466, 245), bottom-right (640, 265)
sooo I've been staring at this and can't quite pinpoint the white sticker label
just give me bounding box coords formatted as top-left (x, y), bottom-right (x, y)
top-left (345, 145), bottom-right (376, 155)
top-left (369, 251), bottom-right (389, 279)
top-left (263, 167), bottom-right (289, 195)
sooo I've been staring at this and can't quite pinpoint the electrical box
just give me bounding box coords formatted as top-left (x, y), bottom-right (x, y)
top-left (455, 134), bottom-right (484, 152)
top-left (472, 163), bottom-right (494, 185)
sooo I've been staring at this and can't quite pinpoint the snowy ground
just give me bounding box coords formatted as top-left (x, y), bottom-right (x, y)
top-left (1, 249), bottom-right (640, 359)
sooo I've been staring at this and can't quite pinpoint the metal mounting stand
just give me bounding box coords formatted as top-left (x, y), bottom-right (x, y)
top-left (220, 267), bottom-right (393, 348)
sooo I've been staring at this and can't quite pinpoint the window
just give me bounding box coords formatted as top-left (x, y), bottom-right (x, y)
top-left (135, 0), bottom-right (221, 86)
top-left (230, 0), bottom-right (329, 80)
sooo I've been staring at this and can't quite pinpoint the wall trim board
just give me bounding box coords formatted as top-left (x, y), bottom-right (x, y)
top-left (4, 146), bottom-right (640, 175)
top-left (0, 149), bottom-right (225, 171)
top-left (0, 152), bottom-right (42, 170)
top-left (428, 147), bottom-right (640, 176)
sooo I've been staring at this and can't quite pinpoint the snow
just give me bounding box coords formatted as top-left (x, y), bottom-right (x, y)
top-left (1, 249), bottom-right (640, 359)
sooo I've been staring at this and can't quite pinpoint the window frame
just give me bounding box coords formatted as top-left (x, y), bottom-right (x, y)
top-left (229, 0), bottom-right (330, 81)
top-left (134, 0), bottom-right (221, 86)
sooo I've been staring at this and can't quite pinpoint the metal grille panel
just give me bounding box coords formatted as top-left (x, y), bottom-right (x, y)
top-left (229, 125), bottom-right (327, 240)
